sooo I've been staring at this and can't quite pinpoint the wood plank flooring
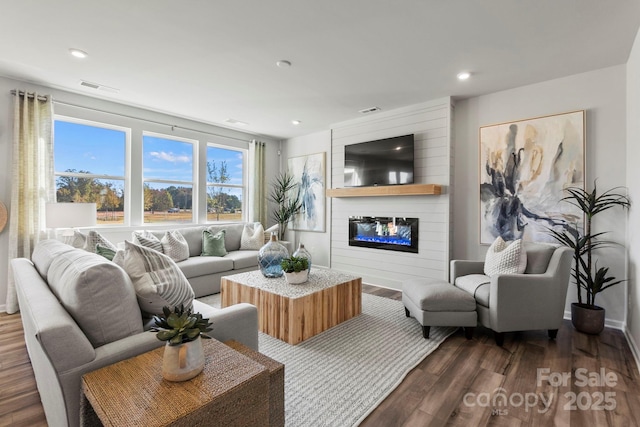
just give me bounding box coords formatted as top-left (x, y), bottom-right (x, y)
top-left (1, 285), bottom-right (639, 426)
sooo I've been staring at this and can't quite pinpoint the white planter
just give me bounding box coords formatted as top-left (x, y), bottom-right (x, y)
top-left (161, 336), bottom-right (205, 382)
top-left (285, 270), bottom-right (309, 284)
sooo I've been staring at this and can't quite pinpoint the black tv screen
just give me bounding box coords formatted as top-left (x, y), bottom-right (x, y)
top-left (344, 134), bottom-right (414, 187)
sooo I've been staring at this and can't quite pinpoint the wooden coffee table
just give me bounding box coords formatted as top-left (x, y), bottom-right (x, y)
top-left (221, 268), bottom-right (362, 345)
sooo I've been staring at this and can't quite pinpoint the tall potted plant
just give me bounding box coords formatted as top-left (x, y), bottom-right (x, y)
top-left (268, 172), bottom-right (302, 241)
top-left (547, 181), bottom-right (630, 334)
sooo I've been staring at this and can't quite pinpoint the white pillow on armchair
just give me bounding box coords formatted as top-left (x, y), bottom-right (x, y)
top-left (484, 237), bottom-right (527, 277)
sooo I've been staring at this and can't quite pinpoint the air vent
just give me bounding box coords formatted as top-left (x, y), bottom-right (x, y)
top-left (79, 80), bottom-right (120, 93)
top-left (225, 119), bottom-right (249, 126)
top-left (358, 106), bottom-right (381, 114)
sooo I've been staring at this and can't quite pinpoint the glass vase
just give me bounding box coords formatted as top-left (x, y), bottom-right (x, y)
top-left (292, 243), bottom-right (312, 273)
top-left (258, 233), bottom-right (289, 278)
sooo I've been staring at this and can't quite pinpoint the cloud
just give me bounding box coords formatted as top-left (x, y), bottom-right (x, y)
top-left (149, 151), bottom-right (191, 163)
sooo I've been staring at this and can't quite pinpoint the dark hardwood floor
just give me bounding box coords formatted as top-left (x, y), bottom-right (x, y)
top-left (1, 285), bottom-right (639, 426)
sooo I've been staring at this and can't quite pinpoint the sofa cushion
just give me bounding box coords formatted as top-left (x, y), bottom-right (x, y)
top-left (484, 237), bottom-right (527, 277)
top-left (454, 274), bottom-right (490, 297)
top-left (474, 283), bottom-right (490, 308)
top-left (202, 229), bottom-right (227, 257)
top-left (161, 230), bottom-right (190, 262)
top-left (176, 256), bottom-right (234, 278)
top-left (240, 223), bottom-right (265, 250)
top-left (403, 278), bottom-right (476, 312)
top-left (207, 223), bottom-right (244, 252)
top-left (115, 241), bottom-right (195, 316)
top-left (31, 239), bottom-right (76, 279)
top-left (132, 230), bottom-right (164, 253)
top-left (46, 247), bottom-right (143, 348)
top-left (224, 250), bottom-right (260, 270)
top-left (150, 227), bottom-right (206, 258)
top-left (523, 242), bottom-right (557, 274)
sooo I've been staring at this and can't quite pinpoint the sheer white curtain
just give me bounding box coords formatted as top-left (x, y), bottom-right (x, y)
top-left (6, 90), bottom-right (54, 313)
top-left (248, 140), bottom-right (267, 225)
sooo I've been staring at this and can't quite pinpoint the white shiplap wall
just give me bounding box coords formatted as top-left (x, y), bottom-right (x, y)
top-left (329, 98), bottom-right (453, 290)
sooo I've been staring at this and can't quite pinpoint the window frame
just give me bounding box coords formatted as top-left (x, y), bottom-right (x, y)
top-left (205, 142), bottom-right (247, 223)
top-left (53, 115), bottom-right (131, 226)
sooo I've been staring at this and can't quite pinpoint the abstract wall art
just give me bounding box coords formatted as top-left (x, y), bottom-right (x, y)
top-left (288, 152), bottom-right (326, 232)
top-left (479, 110), bottom-right (585, 244)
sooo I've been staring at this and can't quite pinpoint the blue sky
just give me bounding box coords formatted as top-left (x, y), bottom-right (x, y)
top-left (54, 121), bottom-right (244, 185)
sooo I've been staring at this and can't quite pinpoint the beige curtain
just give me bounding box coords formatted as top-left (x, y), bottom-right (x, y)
top-left (6, 90), bottom-right (54, 314)
top-left (248, 140), bottom-right (267, 225)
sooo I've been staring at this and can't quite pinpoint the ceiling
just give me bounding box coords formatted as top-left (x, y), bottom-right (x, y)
top-left (1, 1), bottom-right (639, 140)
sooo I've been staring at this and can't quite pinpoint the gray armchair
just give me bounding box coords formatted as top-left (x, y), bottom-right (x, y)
top-left (450, 242), bottom-right (572, 346)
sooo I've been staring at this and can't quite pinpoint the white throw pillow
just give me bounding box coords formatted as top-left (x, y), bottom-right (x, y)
top-left (83, 230), bottom-right (117, 253)
top-left (66, 229), bottom-right (87, 248)
top-left (114, 241), bottom-right (194, 316)
top-left (240, 222), bottom-right (265, 250)
top-left (484, 237), bottom-right (527, 277)
top-left (161, 230), bottom-right (190, 262)
top-left (132, 230), bottom-right (163, 253)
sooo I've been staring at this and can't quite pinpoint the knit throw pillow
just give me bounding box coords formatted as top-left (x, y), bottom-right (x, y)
top-left (114, 241), bottom-right (194, 316)
top-left (484, 237), bottom-right (527, 277)
top-left (240, 223), bottom-right (265, 250)
top-left (83, 230), bottom-right (117, 253)
top-left (161, 230), bottom-right (190, 262)
top-left (132, 230), bottom-right (164, 253)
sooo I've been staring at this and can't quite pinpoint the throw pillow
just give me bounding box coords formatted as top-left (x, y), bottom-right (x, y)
top-left (202, 229), bottom-right (227, 257)
top-left (83, 230), bottom-right (117, 253)
top-left (484, 237), bottom-right (527, 277)
top-left (161, 230), bottom-right (190, 262)
top-left (67, 230), bottom-right (87, 248)
top-left (240, 222), bottom-right (265, 250)
top-left (114, 241), bottom-right (194, 316)
top-left (96, 244), bottom-right (117, 261)
top-left (132, 230), bottom-right (164, 253)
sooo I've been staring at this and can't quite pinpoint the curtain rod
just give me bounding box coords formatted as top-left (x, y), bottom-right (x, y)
top-left (53, 99), bottom-right (254, 143)
top-left (10, 89), bottom-right (48, 101)
top-left (10, 90), bottom-right (256, 143)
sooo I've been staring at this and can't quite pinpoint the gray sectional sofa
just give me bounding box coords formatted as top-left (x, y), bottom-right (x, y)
top-left (11, 231), bottom-right (260, 427)
top-left (145, 223), bottom-right (261, 297)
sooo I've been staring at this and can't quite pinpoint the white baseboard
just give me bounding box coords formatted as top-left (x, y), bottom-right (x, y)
top-left (0, 303), bottom-right (6, 313)
top-left (624, 328), bottom-right (640, 377)
top-left (562, 310), bottom-right (625, 331)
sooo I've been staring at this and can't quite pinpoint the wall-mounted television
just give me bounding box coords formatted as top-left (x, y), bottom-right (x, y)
top-left (344, 134), bottom-right (414, 187)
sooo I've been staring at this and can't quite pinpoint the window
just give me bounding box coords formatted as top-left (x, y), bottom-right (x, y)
top-left (206, 145), bottom-right (245, 221)
top-left (54, 118), bottom-right (128, 225)
top-left (143, 133), bottom-right (195, 223)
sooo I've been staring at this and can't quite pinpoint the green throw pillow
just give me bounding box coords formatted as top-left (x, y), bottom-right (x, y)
top-left (202, 229), bottom-right (227, 257)
top-left (96, 244), bottom-right (116, 261)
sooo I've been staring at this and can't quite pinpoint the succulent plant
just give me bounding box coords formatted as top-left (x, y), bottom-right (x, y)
top-left (152, 305), bottom-right (213, 346)
top-left (280, 256), bottom-right (309, 273)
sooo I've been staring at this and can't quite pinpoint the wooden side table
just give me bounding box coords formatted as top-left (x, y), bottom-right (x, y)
top-left (81, 339), bottom-right (270, 427)
top-left (225, 340), bottom-right (284, 427)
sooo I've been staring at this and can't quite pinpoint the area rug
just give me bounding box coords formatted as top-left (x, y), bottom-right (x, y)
top-left (197, 293), bottom-right (456, 426)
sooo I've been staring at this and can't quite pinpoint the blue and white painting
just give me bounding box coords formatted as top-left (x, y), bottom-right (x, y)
top-left (479, 110), bottom-right (585, 244)
top-left (288, 152), bottom-right (325, 232)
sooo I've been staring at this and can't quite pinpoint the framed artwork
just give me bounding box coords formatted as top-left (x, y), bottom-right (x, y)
top-left (288, 152), bottom-right (326, 232)
top-left (479, 110), bottom-right (585, 244)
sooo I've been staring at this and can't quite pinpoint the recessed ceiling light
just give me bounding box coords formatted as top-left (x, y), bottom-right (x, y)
top-left (457, 71), bottom-right (471, 80)
top-left (292, 120), bottom-right (301, 125)
top-left (276, 60), bottom-right (291, 68)
top-left (225, 119), bottom-right (249, 126)
top-left (69, 48), bottom-right (88, 59)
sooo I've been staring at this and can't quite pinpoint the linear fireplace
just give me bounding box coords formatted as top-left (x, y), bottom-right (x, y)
top-left (348, 216), bottom-right (418, 253)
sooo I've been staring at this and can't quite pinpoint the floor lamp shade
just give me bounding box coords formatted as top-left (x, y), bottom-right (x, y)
top-left (46, 203), bottom-right (97, 230)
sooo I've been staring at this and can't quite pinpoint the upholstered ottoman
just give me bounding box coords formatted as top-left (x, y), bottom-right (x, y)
top-left (402, 278), bottom-right (477, 339)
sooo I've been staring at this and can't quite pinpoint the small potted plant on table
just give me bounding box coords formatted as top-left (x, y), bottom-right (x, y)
top-left (281, 256), bottom-right (310, 284)
top-left (152, 305), bottom-right (213, 381)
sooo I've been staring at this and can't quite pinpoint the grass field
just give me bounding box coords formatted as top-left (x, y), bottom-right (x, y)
top-left (96, 211), bottom-right (242, 225)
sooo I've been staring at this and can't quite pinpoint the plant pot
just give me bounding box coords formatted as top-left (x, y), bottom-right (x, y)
top-left (161, 337), bottom-right (205, 382)
top-left (285, 270), bottom-right (309, 285)
top-left (571, 302), bottom-right (605, 335)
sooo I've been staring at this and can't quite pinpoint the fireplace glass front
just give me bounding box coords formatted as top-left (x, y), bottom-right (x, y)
top-left (348, 216), bottom-right (418, 253)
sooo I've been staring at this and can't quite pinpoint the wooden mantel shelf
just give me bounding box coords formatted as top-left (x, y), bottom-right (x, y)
top-left (326, 184), bottom-right (442, 198)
